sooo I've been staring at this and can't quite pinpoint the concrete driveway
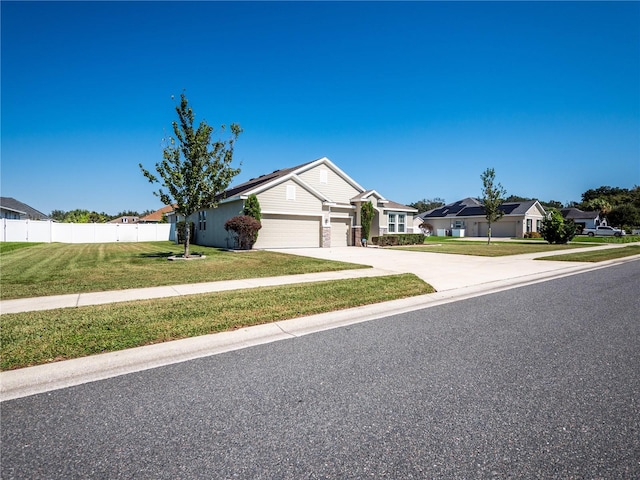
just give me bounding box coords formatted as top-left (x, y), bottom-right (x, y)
top-left (268, 244), bottom-right (637, 292)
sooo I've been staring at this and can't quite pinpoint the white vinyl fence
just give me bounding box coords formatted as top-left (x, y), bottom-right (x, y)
top-left (1, 219), bottom-right (172, 243)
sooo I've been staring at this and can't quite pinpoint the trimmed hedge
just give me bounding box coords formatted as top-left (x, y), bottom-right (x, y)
top-left (371, 234), bottom-right (425, 246)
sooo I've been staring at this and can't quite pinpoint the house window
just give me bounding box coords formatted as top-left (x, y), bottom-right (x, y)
top-left (453, 220), bottom-right (465, 229)
top-left (526, 218), bottom-right (532, 233)
top-left (198, 211), bottom-right (206, 230)
top-left (388, 213), bottom-right (406, 233)
top-left (286, 185), bottom-right (296, 201)
top-left (536, 219), bottom-right (541, 231)
top-left (320, 169), bottom-right (328, 184)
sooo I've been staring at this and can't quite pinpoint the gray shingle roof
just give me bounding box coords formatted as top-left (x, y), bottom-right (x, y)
top-left (0, 197), bottom-right (51, 220)
top-left (215, 159), bottom-right (415, 212)
top-left (215, 161), bottom-right (315, 202)
top-left (561, 208), bottom-right (598, 220)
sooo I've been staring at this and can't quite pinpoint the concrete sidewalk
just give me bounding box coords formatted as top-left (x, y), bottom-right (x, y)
top-left (2, 243), bottom-right (639, 401)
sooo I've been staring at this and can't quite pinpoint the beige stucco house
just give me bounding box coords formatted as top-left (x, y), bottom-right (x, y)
top-left (414, 197), bottom-right (546, 238)
top-left (184, 157), bottom-right (417, 249)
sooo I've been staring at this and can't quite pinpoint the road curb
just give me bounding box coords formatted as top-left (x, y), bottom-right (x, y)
top-left (2, 256), bottom-right (637, 402)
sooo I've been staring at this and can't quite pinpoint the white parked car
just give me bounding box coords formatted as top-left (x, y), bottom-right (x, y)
top-left (582, 226), bottom-right (625, 237)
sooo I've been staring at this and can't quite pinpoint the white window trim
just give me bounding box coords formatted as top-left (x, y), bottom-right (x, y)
top-left (388, 212), bottom-right (406, 233)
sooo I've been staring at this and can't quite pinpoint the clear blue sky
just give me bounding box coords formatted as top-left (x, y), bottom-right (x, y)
top-left (2, 1), bottom-right (639, 215)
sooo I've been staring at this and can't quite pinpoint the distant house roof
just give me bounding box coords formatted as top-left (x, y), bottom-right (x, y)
top-left (108, 216), bottom-right (139, 224)
top-left (561, 208), bottom-right (599, 220)
top-left (383, 200), bottom-right (418, 213)
top-left (419, 198), bottom-right (541, 220)
top-left (139, 205), bottom-right (174, 223)
top-left (0, 197), bottom-right (51, 220)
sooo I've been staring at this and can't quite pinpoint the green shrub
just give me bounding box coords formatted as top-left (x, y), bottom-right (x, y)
top-left (372, 234), bottom-right (425, 246)
top-left (540, 210), bottom-right (576, 244)
top-left (224, 215), bottom-right (262, 250)
top-left (243, 194), bottom-right (262, 221)
top-left (361, 201), bottom-right (375, 241)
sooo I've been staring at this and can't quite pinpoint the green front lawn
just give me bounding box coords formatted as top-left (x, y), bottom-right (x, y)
top-left (0, 242), bottom-right (368, 300)
top-left (1, 274), bottom-right (434, 370)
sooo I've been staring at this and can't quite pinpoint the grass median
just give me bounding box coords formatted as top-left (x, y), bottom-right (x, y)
top-left (0, 242), bottom-right (368, 300)
top-left (1, 274), bottom-right (434, 370)
top-left (391, 241), bottom-right (583, 257)
top-left (536, 245), bottom-right (640, 262)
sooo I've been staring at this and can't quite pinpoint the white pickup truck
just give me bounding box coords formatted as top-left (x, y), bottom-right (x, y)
top-left (582, 226), bottom-right (625, 237)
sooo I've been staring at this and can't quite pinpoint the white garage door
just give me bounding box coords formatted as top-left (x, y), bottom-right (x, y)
top-left (480, 221), bottom-right (517, 238)
top-left (331, 218), bottom-right (351, 247)
top-left (255, 214), bottom-right (320, 248)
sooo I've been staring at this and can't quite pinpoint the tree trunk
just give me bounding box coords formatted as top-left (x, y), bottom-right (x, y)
top-left (487, 225), bottom-right (492, 245)
top-left (183, 221), bottom-right (190, 258)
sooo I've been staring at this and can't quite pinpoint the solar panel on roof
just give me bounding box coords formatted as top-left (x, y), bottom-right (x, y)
top-left (499, 204), bottom-right (518, 214)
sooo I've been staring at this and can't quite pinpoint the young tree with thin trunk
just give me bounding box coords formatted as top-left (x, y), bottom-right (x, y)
top-left (480, 167), bottom-right (507, 245)
top-left (140, 94), bottom-right (242, 257)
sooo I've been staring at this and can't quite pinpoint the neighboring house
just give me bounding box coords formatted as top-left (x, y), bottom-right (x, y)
top-left (185, 157), bottom-right (417, 249)
top-left (139, 205), bottom-right (174, 223)
top-left (414, 197), bottom-right (546, 238)
top-left (560, 208), bottom-right (606, 232)
top-left (0, 197), bottom-right (51, 220)
top-left (108, 216), bottom-right (140, 224)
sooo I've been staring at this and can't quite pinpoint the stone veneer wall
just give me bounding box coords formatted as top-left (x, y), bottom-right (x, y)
top-left (352, 226), bottom-right (362, 246)
top-left (322, 226), bottom-right (331, 248)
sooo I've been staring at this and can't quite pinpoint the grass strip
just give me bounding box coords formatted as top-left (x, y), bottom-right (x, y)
top-left (1, 274), bottom-right (434, 370)
top-left (536, 245), bottom-right (640, 262)
top-left (570, 235), bottom-right (640, 244)
top-left (391, 242), bottom-right (583, 257)
top-left (0, 241), bottom-right (368, 300)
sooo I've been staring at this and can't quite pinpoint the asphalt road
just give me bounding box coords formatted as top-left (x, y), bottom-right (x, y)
top-left (2, 261), bottom-right (639, 479)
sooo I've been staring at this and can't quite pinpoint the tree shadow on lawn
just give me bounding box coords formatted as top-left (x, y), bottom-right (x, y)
top-left (136, 251), bottom-right (180, 259)
top-left (137, 249), bottom-right (211, 259)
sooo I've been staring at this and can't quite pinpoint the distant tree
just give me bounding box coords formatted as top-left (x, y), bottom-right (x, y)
top-left (116, 210), bottom-right (141, 218)
top-left (541, 200), bottom-right (564, 210)
top-left (62, 209), bottom-right (91, 223)
top-left (360, 201), bottom-right (375, 244)
top-left (540, 209), bottom-right (577, 244)
top-left (504, 195), bottom-right (533, 203)
top-left (88, 212), bottom-right (110, 223)
top-left (504, 196), bottom-right (564, 210)
top-left (631, 186), bottom-right (640, 209)
top-left (581, 186), bottom-right (626, 204)
top-left (224, 215), bottom-right (261, 250)
top-left (582, 198), bottom-right (612, 217)
top-left (480, 168), bottom-right (507, 245)
top-left (140, 93), bottom-right (242, 257)
top-left (50, 210), bottom-right (66, 222)
top-left (607, 205), bottom-right (640, 229)
top-left (409, 198), bottom-right (445, 213)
